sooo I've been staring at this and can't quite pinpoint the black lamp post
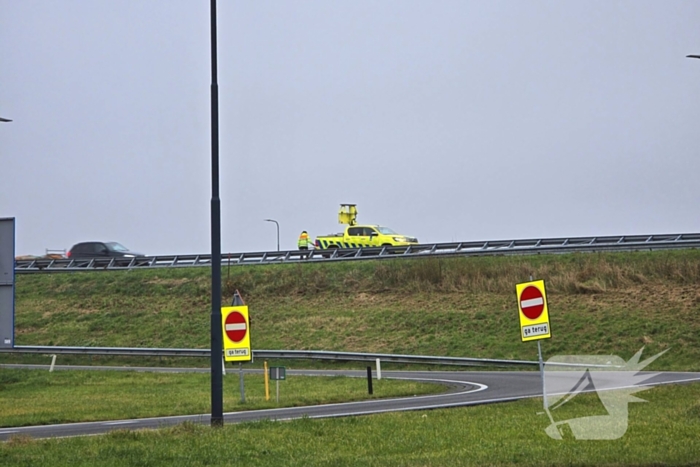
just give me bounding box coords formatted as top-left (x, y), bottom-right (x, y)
top-left (209, 0), bottom-right (223, 427)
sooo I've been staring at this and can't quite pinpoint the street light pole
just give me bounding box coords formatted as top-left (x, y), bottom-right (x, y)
top-left (264, 219), bottom-right (280, 251)
top-left (209, 0), bottom-right (224, 427)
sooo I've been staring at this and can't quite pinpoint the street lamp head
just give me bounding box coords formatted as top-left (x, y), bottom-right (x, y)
top-left (0, 117), bottom-right (12, 123)
top-left (687, 55), bottom-right (700, 59)
top-left (263, 219), bottom-right (280, 251)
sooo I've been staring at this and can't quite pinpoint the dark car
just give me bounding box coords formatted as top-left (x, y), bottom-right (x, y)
top-left (67, 242), bottom-right (145, 259)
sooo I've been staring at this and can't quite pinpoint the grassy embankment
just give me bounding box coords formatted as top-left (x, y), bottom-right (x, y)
top-left (2, 250), bottom-right (700, 464)
top-left (8, 250), bottom-right (700, 369)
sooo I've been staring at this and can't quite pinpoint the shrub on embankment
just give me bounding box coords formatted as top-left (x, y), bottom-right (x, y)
top-left (218, 250), bottom-right (700, 298)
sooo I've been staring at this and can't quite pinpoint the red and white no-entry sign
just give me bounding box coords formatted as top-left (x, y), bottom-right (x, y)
top-left (519, 286), bottom-right (545, 320)
top-left (515, 279), bottom-right (551, 342)
top-left (224, 311), bottom-right (247, 342)
top-left (222, 305), bottom-right (252, 362)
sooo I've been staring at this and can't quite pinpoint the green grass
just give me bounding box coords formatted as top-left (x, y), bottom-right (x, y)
top-left (3, 251), bottom-right (700, 464)
top-left (8, 250), bottom-right (700, 370)
top-left (0, 368), bottom-right (443, 428)
top-left (1, 383), bottom-right (699, 466)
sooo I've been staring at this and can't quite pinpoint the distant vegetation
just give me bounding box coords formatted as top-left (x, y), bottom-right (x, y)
top-left (9, 250), bottom-right (700, 370)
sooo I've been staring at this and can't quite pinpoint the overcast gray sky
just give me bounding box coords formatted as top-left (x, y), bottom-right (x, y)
top-left (2, 1), bottom-right (700, 256)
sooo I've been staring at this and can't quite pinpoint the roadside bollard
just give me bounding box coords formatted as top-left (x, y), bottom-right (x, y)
top-left (366, 366), bottom-right (373, 395)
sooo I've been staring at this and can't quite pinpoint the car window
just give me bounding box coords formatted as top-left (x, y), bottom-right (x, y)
top-left (91, 243), bottom-right (106, 253)
top-left (348, 227), bottom-right (363, 236)
top-left (363, 227), bottom-right (377, 236)
top-left (106, 242), bottom-right (129, 252)
top-left (377, 227), bottom-right (397, 235)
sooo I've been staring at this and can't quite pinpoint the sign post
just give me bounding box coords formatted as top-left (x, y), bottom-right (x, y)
top-left (516, 278), bottom-right (552, 409)
top-left (269, 366), bottom-right (286, 403)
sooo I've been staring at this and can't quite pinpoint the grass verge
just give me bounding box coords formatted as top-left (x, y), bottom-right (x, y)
top-left (0, 368), bottom-right (444, 428)
top-left (1, 383), bottom-right (699, 466)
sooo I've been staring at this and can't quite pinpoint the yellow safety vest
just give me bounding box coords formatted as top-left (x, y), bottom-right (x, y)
top-left (298, 233), bottom-right (311, 248)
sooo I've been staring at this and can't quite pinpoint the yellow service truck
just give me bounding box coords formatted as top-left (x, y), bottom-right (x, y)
top-left (314, 204), bottom-right (419, 250)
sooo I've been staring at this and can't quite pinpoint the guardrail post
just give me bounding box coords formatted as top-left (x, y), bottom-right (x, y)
top-left (366, 366), bottom-right (373, 395)
top-left (49, 354), bottom-right (57, 372)
top-left (376, 358), bottom-right (381, 380)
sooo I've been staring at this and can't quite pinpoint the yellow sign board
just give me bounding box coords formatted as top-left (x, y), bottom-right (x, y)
top-left (515, 279), bottom-right (551, 342)
top-left (221, 305), bottom-right (252, 362)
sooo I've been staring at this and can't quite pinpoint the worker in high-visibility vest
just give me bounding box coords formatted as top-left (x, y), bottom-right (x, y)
top-left (297, 231), bottom-right (313, 250)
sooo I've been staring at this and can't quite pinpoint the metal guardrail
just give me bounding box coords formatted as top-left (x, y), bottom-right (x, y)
top-left (0, 345), bottom-right (210, 358)
top-left (0, 345), bottom-right (538, 368)
top-left (14, 232), bottom-right (700, 273)
top-left (255, 349), bottom-right (537, 367)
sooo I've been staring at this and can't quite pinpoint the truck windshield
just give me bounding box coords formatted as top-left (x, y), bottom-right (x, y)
top-left (376, 227), bottom-right (397, 235)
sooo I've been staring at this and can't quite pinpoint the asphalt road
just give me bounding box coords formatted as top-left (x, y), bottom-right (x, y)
top-left (1, 366), bottom-right (699, 441)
